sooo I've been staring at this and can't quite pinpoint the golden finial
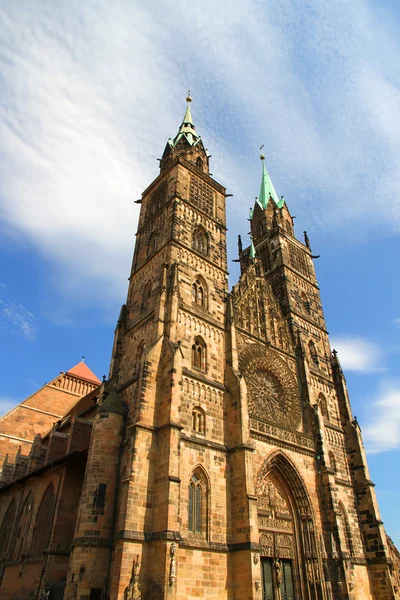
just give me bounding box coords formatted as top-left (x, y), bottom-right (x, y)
top-left (186, 89), bottom-right (192, 103)
top-left (259, 144), bottom-right (265, 161)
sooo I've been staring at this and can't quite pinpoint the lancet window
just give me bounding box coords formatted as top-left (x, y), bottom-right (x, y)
top-left (318, 393), bottom-right (329, 420)
top-left (141, 281), bottom-right (152, 313)
top-left (30, 483), bottom-right (55, 558)
top-left (0, 498), bottom-right (16, 556)
top-left (301, 291), bottom-right (311, 314)
top-left (188, 468), bottom-right (208, 536)
top-left (146, 230), bottom-right (157, 258)
top-left (309, 340), bottom-right (319, 365)
top-left (329, 451), bottom-right (337, 473)
top-left (192, 337), bottom-right (206, 371)
top-left (337, 502), bottom-right (353, 556)
top-left (9, 492), bottom-right (33, 562)
top-left (192, 226), bottom-right (209, 256)
top-left (192, 407), bottom-right (205, 434)
top-left (192, 278), bottom-right (207, 308)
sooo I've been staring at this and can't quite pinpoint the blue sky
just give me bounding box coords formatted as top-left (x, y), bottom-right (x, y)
top-left (1, 0), bottom-right (400, 544)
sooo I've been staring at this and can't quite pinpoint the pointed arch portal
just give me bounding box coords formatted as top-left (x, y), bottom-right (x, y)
top-left (256, 452), bottom-right (325, 600)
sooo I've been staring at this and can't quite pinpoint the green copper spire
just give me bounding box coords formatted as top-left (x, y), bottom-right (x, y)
top-left (258, 151), bottom-right (284, 209)
top-left (181, 92), bottom-right (194, 127)
top-left (170, 91), bottom-right (201, 148)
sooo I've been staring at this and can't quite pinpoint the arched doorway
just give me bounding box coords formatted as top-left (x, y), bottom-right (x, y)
top-left (256, 452), bottom-right (325, 600)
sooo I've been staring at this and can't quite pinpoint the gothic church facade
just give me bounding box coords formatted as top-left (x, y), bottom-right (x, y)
top-left (0, 96), bottom-right (398, 600)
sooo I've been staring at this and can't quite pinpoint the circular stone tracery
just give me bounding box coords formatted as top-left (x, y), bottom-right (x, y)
top-left (239, 343), bottom-right (301, 430)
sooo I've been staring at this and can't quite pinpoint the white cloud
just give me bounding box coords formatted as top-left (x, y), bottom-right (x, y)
top-left (0, 300), bottom-right (37, 341)
top-left (330, 336), bottom-right (383, 373)
top-left (363, 383), bottom-right (400, 454)
top-left (393, 319), bottom-right (400, 328)
top-left (1, 1), bottom-right (400, 301)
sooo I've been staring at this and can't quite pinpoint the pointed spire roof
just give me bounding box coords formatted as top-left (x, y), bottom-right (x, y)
top-left (258, 152), bottom-right (284, 209)
top-left (67, 359), bottom-right (101, 384)
top-left (169, 91), bottom-right (203, 148)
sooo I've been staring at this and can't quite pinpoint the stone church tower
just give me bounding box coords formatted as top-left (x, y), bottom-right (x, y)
top-left (63, 96), bottom-right (396, 600)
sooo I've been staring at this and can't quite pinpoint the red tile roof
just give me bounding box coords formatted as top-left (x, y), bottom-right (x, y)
top-left (67, 361), bottom-right (101, 384)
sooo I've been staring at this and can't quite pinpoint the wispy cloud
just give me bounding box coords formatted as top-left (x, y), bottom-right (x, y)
top-left (393, 318), bottom-right (400, 328)
top-left (0, 396), bottom-right (19, 416)
top-left (330, 336), bottom-right (383, 373)
top-left (363, 382), bottom-right (400, 454)
top-left (0, 300), bottom-right (37, 341)
top-left (1, 1), bottom-right (400, 301)
top-left (44, 307), bottom-right (75, 327)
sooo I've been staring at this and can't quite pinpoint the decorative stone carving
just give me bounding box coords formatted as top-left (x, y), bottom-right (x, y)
top-left (239, 344), bottom-right (301, 430)
top-left (125, 555), bottom-right (142, 600)
top-left (256, 477), bottom-right (293, 531)
top-left (169, 542), bottom-right (176, 586)
top-left (253, 553), bottom-right (260, 565)
top-left (260, 532), bottom-right (274, 556)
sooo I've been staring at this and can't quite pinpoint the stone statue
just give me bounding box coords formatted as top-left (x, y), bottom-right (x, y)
top-left (169, 543), bottom-right (176, 586)
top-left (274, 558), bottom-right (282, 585)
top-left (307, 559), bottom-right (314, 584)
top-left (124, 555), bottom-right (142, 600)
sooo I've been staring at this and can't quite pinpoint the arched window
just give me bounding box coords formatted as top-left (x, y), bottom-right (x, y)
top-left (192, 407), bottom-right (205, 434)
top-left (285, 220), bottom-right (292, 234)
top-left (329, 450), bottom-right (337, 473)
top-left (192, 226), bottom-right (208, 256)
top-left (147, 231), bottom-right (157, 258)
top-left (196, 157), bottom-right (203, 170)
top-left (337, 502), bottom-right (353, 557)
top-left (9, 492), bottom-right (33, 561)
top-left (319, 393), bottom-right (329, 420)
top-left (301, 291), bottom-right (311, 314)
top-left (30, 483), bottom-right (55, 558)
top-left (0, 498), bottom-right (16, 556)
top-left (141, 281), bottom-right (152, 313)
top-left (188, 468), bottom-right (208, 537)
top-left (309, 340), bottom-right (318, 365)
top-left (192, 337), bottom-right (206, 371)
top-left (135, 340), bottom-right (146, 372)
top-left (192, 278), bottom-right (207, 308)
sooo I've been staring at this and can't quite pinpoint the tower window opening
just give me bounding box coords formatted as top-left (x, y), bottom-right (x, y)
top-left (192, 278), bottom-right (207, 308)
top-left (329, 450), bottom-right (337, 473)
top-left (196, 157), bottom-right (203, 170)
top-left (318, 393), bottom-right (329, 420)
top-left (141, 281), bottom-right (152, 313)
top-left (192, 337), bottom-right (206, 371)
top-left (190, 176), bottom-right (214, 216)
top-left (93, 483), bottom-right (107, 514)
top-left (301, 291), bottom-right (311, 314)
top-left (309, 340), bottom-right (319, 365)
top-left (192, 226), bottom-right (209, 256)
top-left (192, 407), bottom-right (205, 434)
top-left (285, 220), bottom-right (292, 234)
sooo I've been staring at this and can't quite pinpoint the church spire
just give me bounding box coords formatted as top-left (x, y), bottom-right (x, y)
top-left (170, 91), bottom-right (200, 147)
top-left (258, 149), bottom-right (284, 209)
